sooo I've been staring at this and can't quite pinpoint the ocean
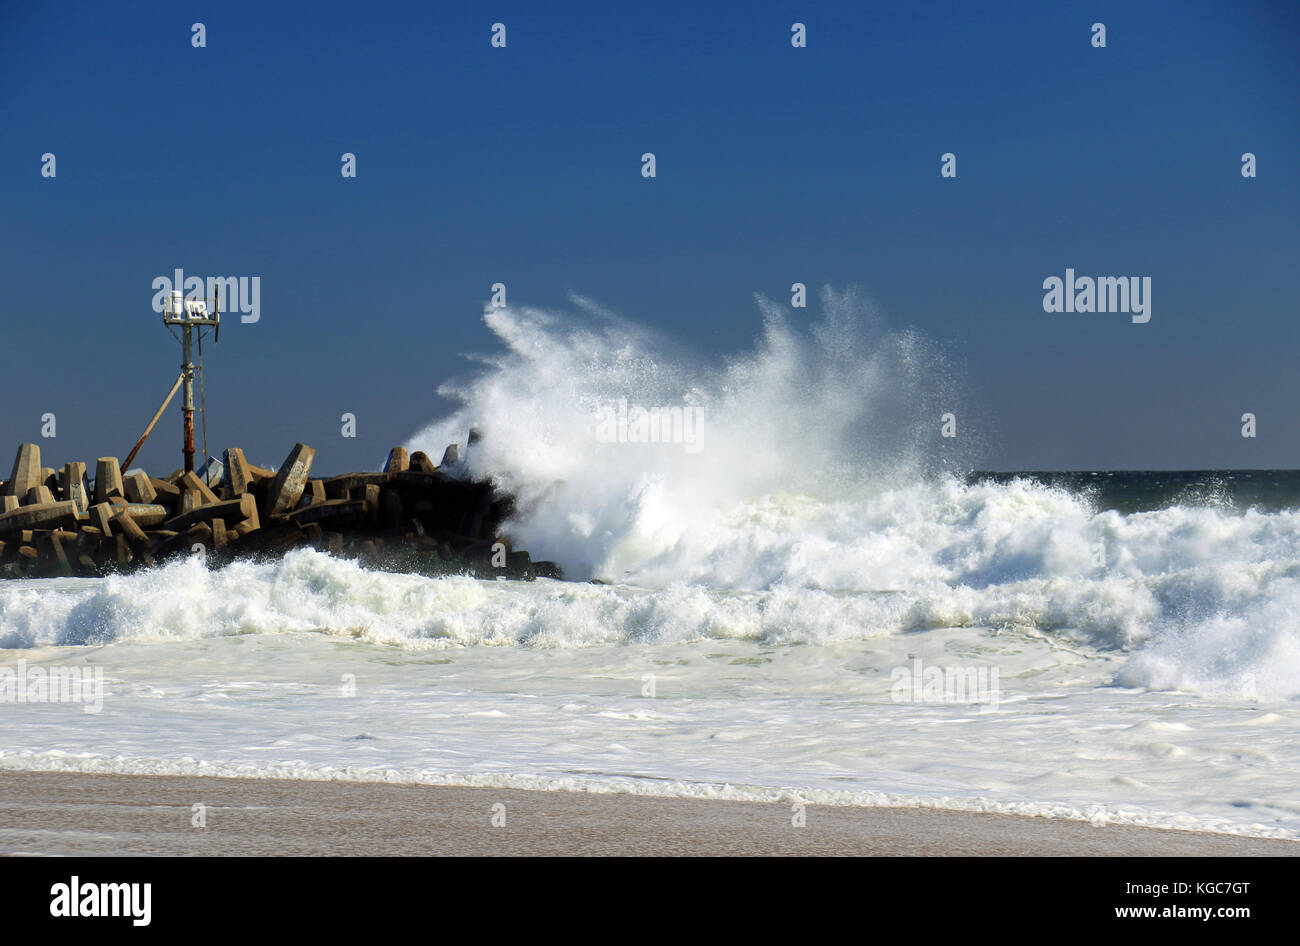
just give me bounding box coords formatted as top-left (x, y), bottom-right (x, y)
top-left (2, 296), bottom-right (1297, 840)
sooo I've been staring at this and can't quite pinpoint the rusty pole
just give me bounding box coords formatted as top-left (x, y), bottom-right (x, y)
top-left (182, 315), bottom-right (196, 473)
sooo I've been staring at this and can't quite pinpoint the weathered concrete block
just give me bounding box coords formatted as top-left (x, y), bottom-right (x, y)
top-left (123, 471), bottom-right (156, 505)
top-left (181, 490), bottom-right (201, 516)
top-left (0, 495), bottom-right (16, 514)
top-left (39, 531), bottom-right (72, 575)
top-left (324, 472), bottom-right (387, 500)
top-left (179, 471), bottom-right (219, 506)
top-left (409, 451), bottom-right (436, 474)
top-left (153, 523), bottom-right (212, 559)
top-left (164, 494), bottom-right (257, 534)
top-left (286, 498), bottom-right (366, 527)
top-left (41, 468), bottom-right (58, 494)
top-left (115, 511), bottom-right (149, 547)
top-left (24, 485), bottom-right (54, 507)
top-left (62, 462), bottom-right (90, 514)
top-left (267, 443), bottom-right (316, 517)
top-left (0, 500), bottom-right (82, 536)
top-left (235, 519), bottom-right (302, 554)
top-left (296, 480), bottom-right (326, 508)
top-left (384, 447), bottom-right (410, 474)
top-left (211, 518), bottom-right (227, 550)
top-left (89, 503), bottom-right (115, 537)
top-left (224, 447), bottom-right (253, 496)
top-left (112, 503), bottom-right (168, 528)
top-left (231, 519), bottom-right (258, 538)
top-left (94, 457), bottom-right (124, 505)
top-left (440, 444), bottom-right (461, 467)
top-left (6, 444), bottom-right (41, 497)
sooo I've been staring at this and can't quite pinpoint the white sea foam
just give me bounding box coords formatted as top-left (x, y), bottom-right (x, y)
top-left (3, 293), bottom-right (1299, 700)
top-left (2, 290), bottom-right (1298, 839)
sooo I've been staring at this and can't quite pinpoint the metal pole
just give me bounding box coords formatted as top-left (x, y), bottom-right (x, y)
top-left (182, 320), bottom-right (195, 473)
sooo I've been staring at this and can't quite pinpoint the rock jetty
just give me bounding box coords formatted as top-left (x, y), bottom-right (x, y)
top-left (0, 439), bottom-right (559, 581)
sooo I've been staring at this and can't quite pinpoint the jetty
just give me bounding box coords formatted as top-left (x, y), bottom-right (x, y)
top-left (0, 287), bottom-right (561, 580)
top-left (0, 439), bottom-right (559, 581)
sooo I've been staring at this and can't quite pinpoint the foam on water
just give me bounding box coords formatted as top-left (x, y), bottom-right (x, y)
top-left (2, 292), bottom-right (1299, 698)
top-left (2, 290), bottom-right (1298, 838)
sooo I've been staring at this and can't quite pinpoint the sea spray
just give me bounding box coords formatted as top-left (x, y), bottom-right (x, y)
top-left (409, 287), bottom-right (962, 581)
top-left (3, 292), bottom-right (1299, 700)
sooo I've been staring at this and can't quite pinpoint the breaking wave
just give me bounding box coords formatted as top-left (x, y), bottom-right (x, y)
top-left (3, 289), bottom-right (1299, 700)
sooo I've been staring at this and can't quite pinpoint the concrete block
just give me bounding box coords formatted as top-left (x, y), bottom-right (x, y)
top-left (6, 444), bottom-right (41, 497)
top-left (179, 471), bottom-right (219, 506)
top-left (149, 478), bottom-right (182, 503)
top-left (286, 498), bottom-right (366, 527)
top-left (114, 511), bottom-right (149, 547)
top-left (89, 503), bottom-right (115, 537)
top-left (409, 451), bottom-right (436, 473)
top-left (323, 473), bottom-right (386, 500)
top-left (112, 503), bottom-right (168, 528)
top-left (24, 485), bottom-right (54, 506)
top-left (384, 447), bottom-right (409, 474)
top-left (164, 494), bottom-right (257, 534)
top-left (41, 531), bottom-right (72, 575)
top-left (123, 472), bottom-right (156, 505)
top-left (267, 443), bottom-right (315, 517)
top-left (224, 447), bottom-right (253, 496)
top-left (0, 500), bottom-right (82, 536)
top-left (296, 480), bottom-right (326, 508)
top-left (62, 462), bottom-right (90, 514)
top-left (94, 457), bottom-right (124, 505)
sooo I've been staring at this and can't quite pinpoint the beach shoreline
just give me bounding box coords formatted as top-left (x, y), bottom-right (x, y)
top-left (1, 770), bottom-right (1295, 856)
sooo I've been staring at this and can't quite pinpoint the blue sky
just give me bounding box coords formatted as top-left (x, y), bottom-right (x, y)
top-left (2, 0), bottom-right (1297, 473)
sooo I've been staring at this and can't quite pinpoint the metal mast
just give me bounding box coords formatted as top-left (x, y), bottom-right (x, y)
top-left (162, 290), bottom-right (220, 473)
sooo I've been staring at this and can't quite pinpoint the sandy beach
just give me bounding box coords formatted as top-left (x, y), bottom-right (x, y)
top-left (0, 771), bottom-right (1294, 856)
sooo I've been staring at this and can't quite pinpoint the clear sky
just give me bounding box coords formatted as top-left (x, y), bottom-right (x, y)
top-left (2, 0), bottom-right (1297, 474)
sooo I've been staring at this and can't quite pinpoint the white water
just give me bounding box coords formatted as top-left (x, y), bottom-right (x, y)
top-left (1, 291), bottom-right (1298, 839)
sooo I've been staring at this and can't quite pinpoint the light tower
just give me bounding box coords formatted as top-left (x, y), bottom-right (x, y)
top-left (162, 289), bottom-right (220, 473)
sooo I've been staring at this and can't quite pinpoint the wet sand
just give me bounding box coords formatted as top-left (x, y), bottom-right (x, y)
top-left (0, 770), bottom-right (1294, 856)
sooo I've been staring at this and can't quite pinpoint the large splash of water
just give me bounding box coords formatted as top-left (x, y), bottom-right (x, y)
top-left (2, 290), bottom-right (1298, 700)
top-left (410, 287), bottom-right (963, 581)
